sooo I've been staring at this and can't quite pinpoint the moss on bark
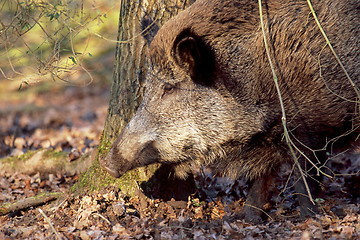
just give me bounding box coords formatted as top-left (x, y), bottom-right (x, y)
top-left (73, 0), bottom-right (195, 198)
top-left (0, 149), bottom-right (95, 175)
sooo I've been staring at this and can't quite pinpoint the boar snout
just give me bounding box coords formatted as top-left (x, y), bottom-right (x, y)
top-left (101, 155), bottom-right (123, 178)
top-left (101, 127), bottom-right (160, 178)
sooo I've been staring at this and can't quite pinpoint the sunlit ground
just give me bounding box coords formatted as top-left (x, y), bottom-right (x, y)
top-left (0, 0), bottom-right (119, 158)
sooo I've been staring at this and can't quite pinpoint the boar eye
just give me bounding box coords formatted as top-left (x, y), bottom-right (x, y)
top-left (162, 83), bottom-right (176, 97)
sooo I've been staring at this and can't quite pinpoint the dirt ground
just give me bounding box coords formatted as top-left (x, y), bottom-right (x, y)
top-left (0, 78), bottom-right (359, 239)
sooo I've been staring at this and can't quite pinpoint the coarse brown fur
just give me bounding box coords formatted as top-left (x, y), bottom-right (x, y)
top-left (102, 0), bottom-right (359, 222)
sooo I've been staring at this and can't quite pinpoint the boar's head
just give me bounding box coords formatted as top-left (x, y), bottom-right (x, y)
top-left (101, 27), bottom-right (265, 179)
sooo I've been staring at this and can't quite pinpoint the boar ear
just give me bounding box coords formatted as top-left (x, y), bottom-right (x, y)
top-left (141, 15), bottom-right (160, 45)
top-left (173, 29), bottom-right (214, 86)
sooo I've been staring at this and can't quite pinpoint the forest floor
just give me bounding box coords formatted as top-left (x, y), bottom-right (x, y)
top-left (0, 77), bottom-right (359, 239)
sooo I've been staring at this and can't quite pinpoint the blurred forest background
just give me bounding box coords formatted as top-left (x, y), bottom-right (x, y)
top-left (0, 0), bottom-right (119, 159)
top-left (1, 0), bottom-right (118, 83)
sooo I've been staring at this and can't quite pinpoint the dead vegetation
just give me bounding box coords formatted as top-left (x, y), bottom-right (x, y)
top-left (0, 71), bottom-right (358, 239)
top-left (0, 0), bottom-right (359, 239)
top-left (0, 171), bottom-right (359, 239)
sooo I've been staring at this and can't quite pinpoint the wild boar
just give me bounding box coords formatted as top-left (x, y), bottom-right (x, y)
top-left (101, 0), bottom-right (359, 222)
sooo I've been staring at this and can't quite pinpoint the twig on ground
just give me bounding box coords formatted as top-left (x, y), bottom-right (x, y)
top-left (243, 203), bottom-right (274, 221)
top-left (38, 208), bottom-right (62, 240)
top-left (0, 192), bottom-right (63, 216)
top-left (94, 213), bottom-right (112, 225)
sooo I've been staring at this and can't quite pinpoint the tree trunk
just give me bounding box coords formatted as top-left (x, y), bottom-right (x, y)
top-left (73, 0), bottom-right (195, 197)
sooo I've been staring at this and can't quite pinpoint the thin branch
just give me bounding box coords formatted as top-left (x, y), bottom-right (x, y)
top-left (258, 0), bottom-right (315, 204)
top-left (0, 192), bottom-right (63, 216)
top-left (306, 0), bottom-right (360, 99)
top-left (318, 45), bottom-right (358, 103)
top-left (287, 134), bottom-right (332, 178)
top-left (243, 203), bottom-right (274, 221)
top-left (38, 208), bottom-right (62, 240)
top-left (4, 40), bottom-right (24, 77)
top-left (93, 213), bottom-right (112, 225)
top-left (68, 25), bottom-right (94, 86)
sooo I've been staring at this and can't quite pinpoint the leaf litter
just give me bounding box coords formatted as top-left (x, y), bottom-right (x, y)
top-left (0, 80), bottom-right (359, 239)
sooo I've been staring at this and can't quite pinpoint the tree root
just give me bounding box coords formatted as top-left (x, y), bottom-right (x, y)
top-left (0, 149), bottom-right (97, 175)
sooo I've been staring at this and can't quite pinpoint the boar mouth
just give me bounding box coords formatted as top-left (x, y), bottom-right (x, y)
top-left (103, 165), bottom-right (122, 178)
top-left (102, 141), bottom-right (160, 178)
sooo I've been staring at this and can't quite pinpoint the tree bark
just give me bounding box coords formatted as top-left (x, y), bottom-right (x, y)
top-left (73, 0), bottom-right (195, 197)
